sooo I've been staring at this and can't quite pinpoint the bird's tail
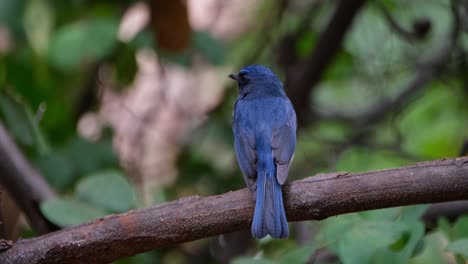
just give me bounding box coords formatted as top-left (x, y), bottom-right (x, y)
top-left (252, 146), bottom-right (289, 239)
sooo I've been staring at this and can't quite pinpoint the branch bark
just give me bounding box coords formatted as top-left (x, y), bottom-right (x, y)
top-left (0, 122), bottom-right (57, 234)
top-left (1, 157), bottom-right (468, 264)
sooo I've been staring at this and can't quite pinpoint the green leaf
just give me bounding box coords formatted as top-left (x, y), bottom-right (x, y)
top-left (399, 205), bottom-right (429, 223)
top-left (49, 18), bottom-right (118, 70)
top-left (0, 90), bottom-right (49, 154)
top-left (322, 214), bottom-right (417, 264)
top-left (63, 136), bottom-right (117, 176)
top-left (193, 31), bottom-right (225, 65)
top-left (446, 239), bottom-right (468, 258)
top-left (453, 216), bottom-right (468, 240)
top-left (23, 0), bottom-right (53, 56)
top-left (399, 86), bottom-right (467, 159)
top-left (278, 242), bottom-right (318, 264)
top-left (231, 257), bottom-right (275, 264)
top-left (408, 232), bottom-right (449, 264)
top-left (40, 198), bottom-right (107, 227)
top-left (436, 218), bottom-right (452, 238)
top-left (0, 0), bottom-right (25, 35)
top-left (295, 31), bottom-right (317, 58)
top-left (35, 152), bottom-right (75, 191)
top-left (115, 251), bottom-right (160, 264)
top-left (113, 42), bottom-right (137, 86)
top-left (336, 147), bottom-right (410, 172)
top-left (336, 221), bottom-right (404, 264)
top-left (390, 231), bottom-right (411, 251)
top-left (76, 170), bottom-right (136, 213)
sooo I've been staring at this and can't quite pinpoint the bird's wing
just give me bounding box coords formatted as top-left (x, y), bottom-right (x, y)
top-left (233, 101), bottom-right (257, 193)
top-left (272, 101), bottom-right (297, 185)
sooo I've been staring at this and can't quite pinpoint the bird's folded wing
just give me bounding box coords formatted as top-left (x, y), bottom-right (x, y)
top-left (272, 123), bottom-right (296, 185)
top-left (234, 130), bottom-right (257, 193)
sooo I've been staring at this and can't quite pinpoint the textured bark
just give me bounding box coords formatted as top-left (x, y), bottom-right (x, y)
top-left (1, 157), bottom-right (468, 264)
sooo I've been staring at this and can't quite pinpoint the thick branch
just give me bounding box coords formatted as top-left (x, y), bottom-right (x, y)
top-left (285, 0), bottom-right (366, 124)
top-left (1, 157), bottom-right (468, 264)
top-left (0, 122), bottom-right (57, 234)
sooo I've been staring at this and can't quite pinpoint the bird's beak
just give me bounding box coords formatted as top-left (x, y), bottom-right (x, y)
top-left (228, 73), bottom-right (239, 81)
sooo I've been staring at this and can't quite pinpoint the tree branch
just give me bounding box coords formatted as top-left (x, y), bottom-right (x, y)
top-left (317, 0), bottom-right (461, 125)
top-left (285, 0), bottom-right (366, 124)
top-left (1, 157), bottom-right (468, 264)
top-left (379, 5), bottom-right (431, 42)
top-left (423, 201), bottom-right (468, 227)
top-left (0, 122), bottom-right (57, 234)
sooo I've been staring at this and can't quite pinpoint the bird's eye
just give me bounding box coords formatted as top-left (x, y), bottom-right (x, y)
top-left (239, 73), bottom-right (247, 84)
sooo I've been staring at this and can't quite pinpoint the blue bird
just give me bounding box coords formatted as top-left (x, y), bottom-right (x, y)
top-left (229, 65), bottom-right (297, 239)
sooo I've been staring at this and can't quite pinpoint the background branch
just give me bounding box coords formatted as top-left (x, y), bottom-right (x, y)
top-left (423, 201), bottom-right (468, 228)
top-left (1, 157), bottom-right (467, 264)
top-left (0, 122), bottom-right (57, 234)
top-left (379, 4), bottom-right (431, 42)
top-left (317, 0), bottom-right (461, 125)
top-left (284, 0), bottom-right (366, 124)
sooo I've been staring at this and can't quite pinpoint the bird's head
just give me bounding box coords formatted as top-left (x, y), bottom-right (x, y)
top-left (229, 65), bottom-right (282, 96)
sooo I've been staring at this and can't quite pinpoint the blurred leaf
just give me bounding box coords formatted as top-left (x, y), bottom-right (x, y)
top-left (0, 0), bottom-right (26, 35)
top-left (323, 50), bottom-right (354, 80)
top-left (150, 0), bottom-right (191, 52)
top-left (390, 231), bottom-right (411, 251)
top-left (231, 257), bottom-right (275, 264)
top-left (193, 31), bottom-right (225, 65)
top-left (322, 211), bottom-right (424, 264)
top-left (386, 221), bottom-right (425, 262)
top-left (0, 90), bottom-right (49, 153)
top-left (115, 251), bottom-right (160, 264)
top-left (453, 216), bottom-right (468, 240)
top-left (63, 136), bottom-right (117, 177)
top-left (278, 242), bottom-right (317, 264)
top-left (335, 221), bottom-right (405, 264)
top-left (399, 86), bottom-right (466, 159)
top-left (49, 18), bottom-right (118, 70)
top-left (345, 6), bottom-right (405, 78)
top-left (23, 0), bottom-right (53, 56)
top-left (408, 232), bottom-right (449, 264)
top-left (399, 205), bottom-right (429, 223)
top-left (446, 239), bottom-right (468, 258)
top-left (336, 148), bottom-right (411, 172)
top-left (359, 208), bottom-right (400, 221)
top-left (76, 170), bottom-right (136, 213)
top-left (312, 121), bottom-right (349, 142)
top-left (436, 217), bottom-right (452, 239)
top-left (295, 31), bottom-right (317, 58)
top-left (113, 42), bottom-right (137, 87)
top-left (35, 151), bottom-right (75, 191)
top-left (130, 29), bottom-right (155, 50)
top-left (40, 198), bottom-right (107, 227)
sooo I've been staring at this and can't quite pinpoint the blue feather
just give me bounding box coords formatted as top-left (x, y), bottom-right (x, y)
top-left (231, 64), bottom-right (296, 239)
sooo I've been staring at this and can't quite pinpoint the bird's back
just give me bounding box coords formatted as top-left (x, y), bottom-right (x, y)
top-left (233, 95), bottom-right (293, 139)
